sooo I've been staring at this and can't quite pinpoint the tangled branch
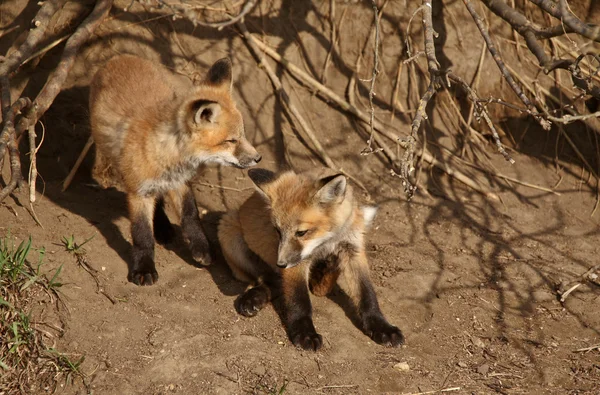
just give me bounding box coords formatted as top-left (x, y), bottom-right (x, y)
top-left (0, 0), bottom-right (113, 205)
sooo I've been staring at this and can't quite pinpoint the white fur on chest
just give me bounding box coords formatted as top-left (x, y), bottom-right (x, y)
top-left (137, 156), bottom-right (204, 196)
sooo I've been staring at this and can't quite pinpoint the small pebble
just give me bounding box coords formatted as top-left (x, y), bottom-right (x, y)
top-left (393, 362), bottom-right (410, 372)
top-left (477, 363), bottom-right (490, 375)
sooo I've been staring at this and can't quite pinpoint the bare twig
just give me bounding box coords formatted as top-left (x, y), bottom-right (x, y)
top-left (0, 76), bottom-right (32, 203)
top-left (400, 387), bottom-right (462, 395)
top-left (574, 344), bottom-right (600, 353)
top-left (528, 0), bottom-right (600, 42)
top-left (363, 0), bottom-right (381, 154)
top-left (15, 0), bottom-right (114, 137)
top-left (0, 0), bottom-right (68, 78)
top-left (62, 136), bottom-right (94, 191)
top-left (245, 34), bottom-right (401, 144)
top-left (142, 0), bottom-right (256, 30)
top-left (462, 0), bottom-right (551, 130)
top-left (238, 22), bottom-right (337, 170)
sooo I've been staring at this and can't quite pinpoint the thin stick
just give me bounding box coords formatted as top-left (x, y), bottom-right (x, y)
top-left (28, 125), bottom-right (38, 203)
top-left (243, 25), bottom-right (498, 200)
top-left (392, 151), bottom-right (500, 201)
top-left (62, 136), bottom-right (94, 191)
top-left (461, 0), bottom-right (551, 130)
top-left (21, 34), bottom-right (70, 67)
top-left (0, 0), bottom-right (68, 77)
top-left (245, 34), bottom-right (400, 143)
top-left (15, 0), bottom-right (113, 136)
top-left (196, 182), bottom-right (252, 192)
top-left (560, 283), bottom-right (581, 302)
top-left (238, 22), bottom-right (337, 170)
top-left (574, 344), bottom-right (600, 352)
top-left (318, 384), bottom-right (359, 390)
top-left (363, 0), bottom-right (381, 154)
top-left (401, 387), bottom-right (462, 395)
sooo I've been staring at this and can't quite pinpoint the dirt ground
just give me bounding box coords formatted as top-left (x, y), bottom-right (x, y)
top-left (1, 0), bottom-right (600, 394)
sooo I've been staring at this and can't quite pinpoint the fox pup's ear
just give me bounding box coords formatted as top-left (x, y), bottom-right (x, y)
top-left (206, 58), bottom-right (233, 91)
top-left (248, 168), bottom-right (277, 198)
top-left (192, 100), bottom-right (221, 125)
top-left (315, 174), bottom-right (347, 205)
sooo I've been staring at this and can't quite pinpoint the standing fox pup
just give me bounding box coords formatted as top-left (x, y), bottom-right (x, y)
top-left (218, 168), bottom-right (404, 350)
top-left (90, 55), bottom-right (261, 285)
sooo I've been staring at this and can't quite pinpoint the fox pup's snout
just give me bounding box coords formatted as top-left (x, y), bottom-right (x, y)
top-left (233, 138), bottom-right (262, 168)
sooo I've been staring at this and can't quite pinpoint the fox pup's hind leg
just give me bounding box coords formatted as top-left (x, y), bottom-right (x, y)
top-left (282, 264), bottom-right (323, 351)
top-left (218, 211), bottom-right (276, 316)
top-left (338, 248), bottom-right (404, 347)
top-left (153, 196), bottom-right (175, 245)
top-left (168, 184), bottom-right (212, 266)
top-left (128, 194), bottom-right (159, 286)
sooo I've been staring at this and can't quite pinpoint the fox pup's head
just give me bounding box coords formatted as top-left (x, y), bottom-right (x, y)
top-left (248, 169), bottom-right (374, 269)
top-left (179, 58), bottom-right (261, 168)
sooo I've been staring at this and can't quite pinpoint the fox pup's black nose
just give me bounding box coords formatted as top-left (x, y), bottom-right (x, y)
top-left (255, 154), bottom-right (262, 163)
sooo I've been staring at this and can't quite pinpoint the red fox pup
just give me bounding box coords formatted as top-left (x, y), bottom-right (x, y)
top-left (89, 54), bottom-right (261, 286)
top-left (218, 168), bottom-right (404, 350)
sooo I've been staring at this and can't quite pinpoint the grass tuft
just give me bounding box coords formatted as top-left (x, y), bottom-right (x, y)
top-left (0, 234), bottom-right (86, 393)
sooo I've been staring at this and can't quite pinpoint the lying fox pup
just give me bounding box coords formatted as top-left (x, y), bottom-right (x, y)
top-left (218, 168), bottom-right (404, 350)
top-left (89, 55), bottom-right (261, 285)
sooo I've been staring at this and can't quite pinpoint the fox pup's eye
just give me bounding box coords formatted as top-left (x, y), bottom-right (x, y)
top-left (295, 230), bottom-right (308, 237)
top-left (225, 139), bottom-right (238, 144)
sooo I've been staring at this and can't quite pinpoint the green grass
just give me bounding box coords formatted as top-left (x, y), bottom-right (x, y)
top-left (0, 234), bottom-right (86, 393)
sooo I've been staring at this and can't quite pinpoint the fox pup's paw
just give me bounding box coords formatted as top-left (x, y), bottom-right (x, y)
top-left (363, 316), bottom-right (404, 347)
top-left (130, 265), bottom-right (159, 286)
top-left (190, 248), bottom-right (213, 266)
top-left (186, 237), bottom-right (212, 266)
top-left (289, 318), bottom-right (323, 351)
top-left (236, 287), bottom-right (269, 317)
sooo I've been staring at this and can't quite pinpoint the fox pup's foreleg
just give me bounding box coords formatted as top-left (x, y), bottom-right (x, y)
top-left (282, 264), bottom-right (323, 351)
top-left (338, 248), bottom-right (404, 346)
top-left (128, 194), bottom-right (159, 286)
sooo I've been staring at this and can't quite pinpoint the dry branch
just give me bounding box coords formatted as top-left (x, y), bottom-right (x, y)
top-left (237, 22), bottom-right (337, 170)
top-left (140, 0), bottom-right (256, 30)
top-left (528, 0), bottom-right (600, 42)
top-left (462, 0), bottom-right (551, 130)
top-left (0, 77), bottom-right (31, 202)
top-left (363, 0), bottom-right (381, 154)
top-left (15, 0), bottom-right (113, 137)
top-left (245, 34), bottom-right (401, 144)
top-left (0, 0), bottom-right (68, 79)
top-left (481, 0), bottom-right (600, 99)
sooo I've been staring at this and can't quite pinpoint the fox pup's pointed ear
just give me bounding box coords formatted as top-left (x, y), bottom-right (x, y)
top-left (192, 100), bottom-right (221, 125)
top-left (248, 168), bottom-right (277, 198)
top-left (206, 58), bottom-right (233, 91)
top-left (315, 174), bottom-right (347, 205)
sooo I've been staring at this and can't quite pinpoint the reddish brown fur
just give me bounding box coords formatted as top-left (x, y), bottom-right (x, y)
top-left (89, 54), bottom-right (261, 284)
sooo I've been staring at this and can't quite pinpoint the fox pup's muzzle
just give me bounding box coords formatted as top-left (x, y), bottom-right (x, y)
top-left (235, 154), bottom-right (262, 169)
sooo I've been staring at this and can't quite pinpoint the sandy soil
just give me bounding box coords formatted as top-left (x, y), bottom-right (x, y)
top-left (1, 0), bottom-right (599, 394)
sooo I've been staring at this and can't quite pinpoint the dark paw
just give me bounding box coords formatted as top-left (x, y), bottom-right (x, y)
top-left (190, 246), bottom-right (212, 266)
top-left (130, 258), bottom-right (159, 286)
top-left (236, 287), bottom-right (269, 317)
top-left (289, 318), bottom-right (323, 351)
top-left (363, 316), bottom-right (404, 347)
top-left (154, 222), bottom-right (175, 245)
top-left (186, 238), bottom-right (212, 266)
